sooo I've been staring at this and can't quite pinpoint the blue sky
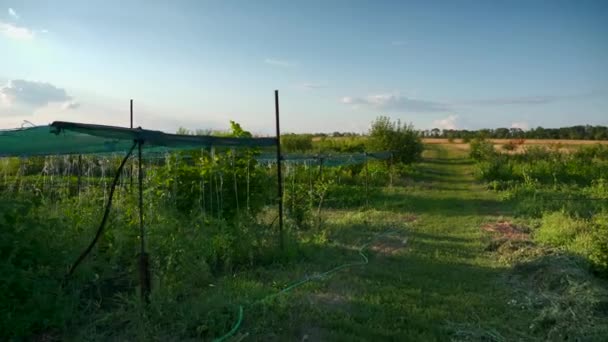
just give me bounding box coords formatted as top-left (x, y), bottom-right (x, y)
top-left (0, 0), bottom-right (606, 134)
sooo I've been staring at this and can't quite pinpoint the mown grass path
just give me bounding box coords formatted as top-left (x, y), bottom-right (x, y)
top-left (221, 145), bottom-right (532, 341)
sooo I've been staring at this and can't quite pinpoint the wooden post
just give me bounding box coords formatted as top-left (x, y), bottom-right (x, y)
top-left (275, 90), bottom-right (284, 252)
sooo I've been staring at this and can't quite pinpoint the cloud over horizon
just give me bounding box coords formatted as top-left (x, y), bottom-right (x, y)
top-left (511, 121), bottom-right (530, 130)
top-left (433, 115), bottom-right (459, 130)
top-left (264, 58), bottom-right (296, 67)
top-left (0, 21), bottom-right (34, 40)
top-left (342, 93), bottom-right (448, 113)
top-left (466, 92), bottom-right (601, 106)
top-left (1, 80), bottom-right (78, 113)
top-left (300, 82), bottom-right (326, 89)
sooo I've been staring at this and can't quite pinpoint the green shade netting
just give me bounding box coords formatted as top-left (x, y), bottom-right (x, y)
top-left (0, 121), bottom-right (277, 157)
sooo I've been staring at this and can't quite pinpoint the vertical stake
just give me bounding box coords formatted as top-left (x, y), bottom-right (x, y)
top-left (130, 99), bottom-right (134, 190)
top-left (318, 156), bottom-right (324, 180)
top-left (364, 152), bottom-right (369, 207)
top-left (138, 140), bottom-right (150, 302)
top-left (77, 155), bottom-right (82, 196)
top-left (275, 90), bottom-right (284, 252)
top-left (389, 152), bottom-right (393, 187)
top-left (232, 149), bottom-right (240, 217)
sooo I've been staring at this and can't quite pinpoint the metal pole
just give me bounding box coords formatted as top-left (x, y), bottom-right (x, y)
top-left (318, 156), bottom-right (323, 180)
top-left (130, 99), bottom-right (134, 190)
top-left (275, 90), bottom-right (284, 252)
top-left (389, 152), bottom-right (393, 187)
top-left (138, 140), bottom-right (150, 302)
top-left (364, 152), bottom-right (369, 207)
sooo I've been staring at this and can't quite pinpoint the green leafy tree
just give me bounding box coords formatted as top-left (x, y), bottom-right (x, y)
top-left (367, 116), bottom-right (423, 164)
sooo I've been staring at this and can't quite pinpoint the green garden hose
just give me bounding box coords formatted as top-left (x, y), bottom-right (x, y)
top-left (212, 229), bottom-right (397, 342)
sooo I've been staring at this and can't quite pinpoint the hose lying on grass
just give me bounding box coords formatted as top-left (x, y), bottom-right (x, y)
top-left (213, 228), bottom-right (400, 342)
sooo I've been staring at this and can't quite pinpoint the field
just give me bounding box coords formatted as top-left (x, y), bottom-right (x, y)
top-left (2, 138), bottom-right (608, 341)
top-left (424, 138), bottom-right (608, 154)
top-left (423, 138), bottom-right (608, 145)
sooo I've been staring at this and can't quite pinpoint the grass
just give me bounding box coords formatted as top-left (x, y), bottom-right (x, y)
top-left (9, 144), bottom-right (607, 340)
top-left (163, 145), bottom-right (539, 341)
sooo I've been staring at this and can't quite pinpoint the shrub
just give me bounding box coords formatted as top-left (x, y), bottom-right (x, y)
top-left (502, 141), bottom-right (517, 151)
top-left (0, 196), bottom-right (92, 339)
top-left (535, 211), bottom-right (608, 275)
top-left (535, 211), bottom-right (586, 246)
top-left (469, 138), bottom-right (496, 161)
top-left (367, 116), bottom-right (423, 164)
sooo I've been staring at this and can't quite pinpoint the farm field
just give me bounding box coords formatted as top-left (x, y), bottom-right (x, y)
top-left (423, 138), bottom-right (608, 154)
top-left (423, 139), bottom-right (608, 145)
top-left (2, 2), bottom-right (607, 341)
top-left (207, 144), bottom-right (542, 341)
top-left (3, 137), bottom-right (607, 341)
top-left (206, 143), bottom-right (607, 341)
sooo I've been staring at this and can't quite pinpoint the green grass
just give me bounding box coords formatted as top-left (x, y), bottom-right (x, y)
top-left (164, 145), bottom-right (538, 341)
top-left (14, 144), bottom-right (605, 340)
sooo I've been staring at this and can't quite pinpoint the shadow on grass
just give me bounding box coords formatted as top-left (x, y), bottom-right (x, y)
top-left (323, 191), bottom-right (509, 217)
top-left (236, 232), bottom-right (527, 341)
top-left (423, 158), bottom-right (475, 166)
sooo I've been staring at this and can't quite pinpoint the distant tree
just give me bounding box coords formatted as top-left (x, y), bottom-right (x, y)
top-left (176, 127), bottom-right (191, 135)
top-left (495, 128), bottom-right (510, 139)
top-left (368, 116), bottom-right (423, 164)
top-left (195, 129), bottom-right (212, 136)
top-left (477, 129), bottom-right (491, 139)
top-left (510, 128), bottom-right (524, 138)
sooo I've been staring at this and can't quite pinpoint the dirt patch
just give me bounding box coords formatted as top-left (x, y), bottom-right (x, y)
top-left (307, 292), bottom-right (350, 311)
top-left (370, 235), bottom-right (408, 256)
top-left (400, 213), bottom-right (417, 223)
top-left (481, 221), bottom-right (530, 241)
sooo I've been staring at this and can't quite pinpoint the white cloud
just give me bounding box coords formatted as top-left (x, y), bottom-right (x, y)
top-left (62, 101), bottom-right (80, 110)
top-left (341, 93), bottom-right (448, 112)
top-left (511, 121), bottom-right (529, 130)
top-left (433, 115), bottom-right (459, 130)
top-left (8, 8), bottom-right (19, 20)
top-left (0, 80), bottom-right (77, 112)
top-left (300, 82), bottom-right (326, 89)
top-left (472, 95), bottom-right (560, 106)
top-left (0, 21), bottom-right (34, 40)
top-left (264, 58), bottom-right (295, 67)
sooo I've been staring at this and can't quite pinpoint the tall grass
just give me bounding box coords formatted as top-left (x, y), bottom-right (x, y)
top-left (470, 140), bottom-right (608, 275)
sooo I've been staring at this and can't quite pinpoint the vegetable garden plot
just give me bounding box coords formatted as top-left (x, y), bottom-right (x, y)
top-left (0, 119), bottom-right (399, 340)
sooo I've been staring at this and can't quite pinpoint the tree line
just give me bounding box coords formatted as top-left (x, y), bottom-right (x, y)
top-left (420, 125), bottom-right (608, 140)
